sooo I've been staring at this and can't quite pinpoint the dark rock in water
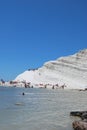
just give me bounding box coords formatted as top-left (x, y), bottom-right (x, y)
top-left (70, 111), bottom-right (87, 118)
top-left (72, 120), bottom-right (87, 130)
top-left (81, 113), bottom-right (87, 120)
top-left (70, 111), bottom-right (87, 130)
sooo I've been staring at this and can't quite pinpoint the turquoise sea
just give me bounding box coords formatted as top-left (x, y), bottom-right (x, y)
top-left (0, 86), bottom-right (87, 130)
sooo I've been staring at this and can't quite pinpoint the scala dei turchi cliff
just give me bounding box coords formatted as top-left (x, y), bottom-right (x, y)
top-left (14, 49), bottom-right (87, 89)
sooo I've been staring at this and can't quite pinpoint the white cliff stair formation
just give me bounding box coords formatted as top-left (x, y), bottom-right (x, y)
top-left (15, 49), bottom-right (87, 89)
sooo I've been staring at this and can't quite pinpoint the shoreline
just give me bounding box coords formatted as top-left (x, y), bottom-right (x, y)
top-left (0, 83), bottom-right (87, 91)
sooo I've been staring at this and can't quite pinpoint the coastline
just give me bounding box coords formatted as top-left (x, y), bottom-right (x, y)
top-left (0, 81), bottom-right (87, 91)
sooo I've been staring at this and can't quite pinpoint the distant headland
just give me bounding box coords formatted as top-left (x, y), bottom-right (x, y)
top-left (0, 49), bottom-right (87, 90)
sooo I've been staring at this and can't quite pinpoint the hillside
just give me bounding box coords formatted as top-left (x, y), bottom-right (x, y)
top-left (15, 49), bottom-right (87, 89)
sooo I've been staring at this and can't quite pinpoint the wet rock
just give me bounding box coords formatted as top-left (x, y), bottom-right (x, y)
top-left (70, 111), bottom-right (87, 118)
top-left (70, 111), bottom-right (87, 130)
top-left (81, 113), bottom-right (87, 120)
top-left (72, 120), bottom-right (87, 130)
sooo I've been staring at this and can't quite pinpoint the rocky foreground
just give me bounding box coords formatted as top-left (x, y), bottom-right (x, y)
top-left (70, 111), bottom-right (87, 130)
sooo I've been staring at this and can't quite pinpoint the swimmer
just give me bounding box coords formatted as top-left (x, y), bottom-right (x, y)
top-left (22, 92), bottom-right (25, 95)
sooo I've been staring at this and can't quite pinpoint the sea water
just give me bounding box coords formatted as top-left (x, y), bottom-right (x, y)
top-left (0, 86), bottom-right (87, 130)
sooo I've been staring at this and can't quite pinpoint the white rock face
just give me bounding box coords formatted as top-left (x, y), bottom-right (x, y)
top-left (15, 49), bottom-right (87, 89)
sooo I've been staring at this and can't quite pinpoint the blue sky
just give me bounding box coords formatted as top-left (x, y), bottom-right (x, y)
top-left (0, 0), bottom-right (87, 80)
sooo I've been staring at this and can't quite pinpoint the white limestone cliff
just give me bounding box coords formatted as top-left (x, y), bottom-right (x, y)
top-left (15, 49), bottom-right (87, 89)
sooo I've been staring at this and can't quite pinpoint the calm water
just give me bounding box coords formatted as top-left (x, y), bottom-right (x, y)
top-left (0, 86), bottom-right (87, 130)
